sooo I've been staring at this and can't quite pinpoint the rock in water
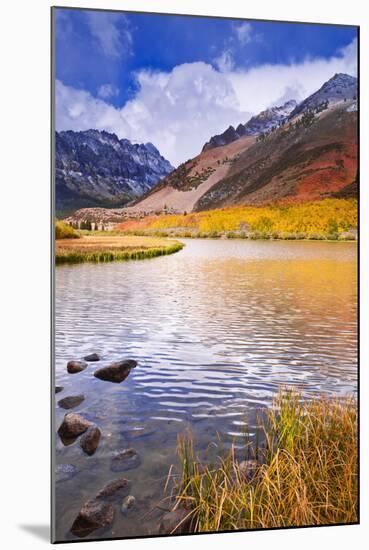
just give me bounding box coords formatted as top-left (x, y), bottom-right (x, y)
top-left (67, 360), bottom-right (87, 374)
top-left (159, 508), bottom-right (192, 534)
top-left (110, 448), bottom-right (141, 472)
top-left (58, 394), bottom-right (85, 410)
top-left (70, 498), bottom-right (114, 538)
top-left (80, 426), bottom-right (101, 456)
top-left (121, 495), bottom-right (136, 514)
top-left (84, 353), bottom-right (101, 362)
top-left (58, 413), bottom-right (92, 439)
top-left (56, 463), bottom-right (78, 482)
top-left (94, 360), bottom-right (137, 383)
top-left (96, 479), bottom-right (130, 500)
top-left (55, 386), bottom-right (64, 394)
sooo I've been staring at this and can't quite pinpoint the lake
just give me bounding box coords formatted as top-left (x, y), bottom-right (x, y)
top-left (54, 239), bottom-right (357, 540)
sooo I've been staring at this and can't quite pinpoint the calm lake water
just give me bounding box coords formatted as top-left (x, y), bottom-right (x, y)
top-left (54, 239), bottom-right (357, 541)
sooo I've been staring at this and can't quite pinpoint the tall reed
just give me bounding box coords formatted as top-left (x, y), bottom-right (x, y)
top-left (174, 390), bottom-right (357, 532)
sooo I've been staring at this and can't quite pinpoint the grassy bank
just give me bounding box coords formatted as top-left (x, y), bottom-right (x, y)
top-left (55, 235), bottom-right (184, 265)
top-left (171, 390), bottom-right (357, 532)
top-left (117, 199), bottom-right (357, 241)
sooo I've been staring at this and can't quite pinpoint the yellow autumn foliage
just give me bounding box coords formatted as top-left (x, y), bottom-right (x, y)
top-left (147, 199), bottom-right (357, 238)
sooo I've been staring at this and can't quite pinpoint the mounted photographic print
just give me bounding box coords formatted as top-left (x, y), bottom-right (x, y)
top-left (51, 6), bottom-right (359, 543)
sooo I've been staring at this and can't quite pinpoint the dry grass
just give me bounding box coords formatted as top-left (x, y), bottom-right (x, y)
top-left (55, 235), bottom-right (184, 265)
top-left (173, 390), bottom-right (357, 532)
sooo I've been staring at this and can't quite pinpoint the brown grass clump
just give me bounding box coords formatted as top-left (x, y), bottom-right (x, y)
top-left (173, 390), bottom-right (357, 532)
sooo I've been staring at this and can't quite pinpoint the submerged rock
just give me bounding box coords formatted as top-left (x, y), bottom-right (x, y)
top-left (80, 426), bottom-right (101, 456)
top-left (67, 360), bottom-right (87, 374)
top-left (121, 495), bottom-right (136, 514)
top-left (110, 448), bottom-right (141, 472)
top-left (84, 353), bottom-right (101, 362)
top-left (55, 386), bottom-right (64, 394)
top-left (56, 463), bottom-right (78, 482)
top-left (58, 394), bottom-right (85, 410)
top-left (94, 360), bottom-right (137, 383)
top-left (70, 498), bottom-right (114, 538)
top-left (121, 424), bottom-right (155, 441)
top-left (159, 508), bottom-right (192, 534)
top-left (58, 413), bottom-right (92, 440)
top-left (96, 478), bottom-right (130, 500)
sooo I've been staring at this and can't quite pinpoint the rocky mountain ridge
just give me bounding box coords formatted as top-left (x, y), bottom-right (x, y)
top-left (202, 100), bottom-right (297, 152)
top-left (55, 129), bottom-right (174, 214)
top-left (289, 73), bottom-right (357, 118)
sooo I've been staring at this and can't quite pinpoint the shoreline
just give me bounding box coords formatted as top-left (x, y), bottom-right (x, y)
top-left (55, 235), bottom-right (184, 265)
top-left (119, 230), bottom-right (357, 242)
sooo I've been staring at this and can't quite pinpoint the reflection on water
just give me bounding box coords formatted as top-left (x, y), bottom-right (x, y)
top-left (54, 239), bottom-right (357, 540)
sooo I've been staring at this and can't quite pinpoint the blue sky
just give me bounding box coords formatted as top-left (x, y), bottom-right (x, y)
top-left (55, 8), bottom-right (358, 165)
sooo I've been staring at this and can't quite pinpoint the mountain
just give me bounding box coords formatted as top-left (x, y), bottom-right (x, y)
top-left (66, 73), bottom-right (358, 222)
top-left (130, 74), bottom-right (357, 213)
top-left (289, 73), bottom-right (357, 118)
top-left (55, 129), bottom-right (174, 214)
top-left (202, 100), bottom-right (297, 151)
top-left (194, 101), bottom-right (357, 210)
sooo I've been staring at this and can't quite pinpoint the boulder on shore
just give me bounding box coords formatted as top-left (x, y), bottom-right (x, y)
top-left (96, 478), bottom-right (130, 500)
top-left (67, 360), bottom-right (87, 374)
top-left (70, 498), bottom-right (114, 538)
top-left (55, 386), bottom-right (64, 394)
top-left (58, 413), bottom-right (92, 440)
top-left (58, 394), bottom-right (85, 410)
top-left (84, 353), bottom-right (101, 362)
top-left (159, 508), bottom-right (192, 534)
top-left (94, 360), bottom-right (137, 383)
top-left (80, 426), bottom-right (101, 456)
top-left (110, 448), bottom-right (141, 472)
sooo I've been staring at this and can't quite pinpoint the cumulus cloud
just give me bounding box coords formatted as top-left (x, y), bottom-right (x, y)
top-left (85, 12), bottom-right (132, 58)
top-left (56, 63), bottom-right (249, 166)
top-left (55, 39), bottom-right (357, 166)
top-left (56, 81), bottom-right (127, 131)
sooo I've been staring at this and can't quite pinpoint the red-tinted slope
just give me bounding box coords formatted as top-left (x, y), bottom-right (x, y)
top-left (194, 103), bottom-right (357, 211)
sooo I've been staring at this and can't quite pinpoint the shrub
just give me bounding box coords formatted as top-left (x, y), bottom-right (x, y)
top-left (55, 221), bottom-right (80, 240)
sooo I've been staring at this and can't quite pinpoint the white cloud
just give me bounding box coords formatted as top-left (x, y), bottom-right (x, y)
top-left (215, 22), bottom-right (261, 73)
top-left (56, 81), bottom-right (128, 132)
top-left (233, 22), bottom-right (253, 45)
top-left (227, 38), bottom-right (357, 114)
top-left (85, 12), bottom-right (132, 58)
top-left (56, 64), bottom-right (250, 166)
top-left (214, 49), bottom-right (235, 73)
top-left (97, 84), bottom-right (120, 99)
top-left (55, 39), bottom-right (357, 167)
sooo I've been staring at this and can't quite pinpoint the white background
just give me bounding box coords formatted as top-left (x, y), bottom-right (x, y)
top-left (0, 0), bottom-right (367, 548)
